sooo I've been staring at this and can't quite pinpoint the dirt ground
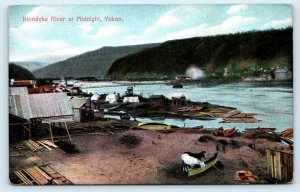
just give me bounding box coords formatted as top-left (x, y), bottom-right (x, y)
top-left (33, 129), bottom-right (290, 185)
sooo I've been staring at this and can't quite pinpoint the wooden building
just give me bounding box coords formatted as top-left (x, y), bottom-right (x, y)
top-left (70, 97), bottom-right (103, 122)
top-left (266, 148), bottom-right (293, 182)
top-left (274, 68), bottom-right (292, 80)
top-left (9, 92), bottom-right (74, 141)
top-left (171, 96), bottom-right (187, 107)
top-left (149, 95), bottom-right (168, 106)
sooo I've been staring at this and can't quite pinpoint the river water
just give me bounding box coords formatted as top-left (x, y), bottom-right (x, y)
top-left (78, 81), bottom-right (293, 131)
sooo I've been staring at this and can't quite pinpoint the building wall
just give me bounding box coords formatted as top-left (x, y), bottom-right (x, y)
top-left (275, 71), bottom-right (292, 80)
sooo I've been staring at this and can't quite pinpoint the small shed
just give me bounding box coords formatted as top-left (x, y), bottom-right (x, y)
top-left (70, 97), bottom-right (103, 122)
top-left (266, 148), bottom-right (293, 182)
top-left (171, 96), bottom-right (187, 107)
top-left (70, 97), bottom-right (88, 122)
top-left (274, 68), bottom-right (292, 80)
top-left (149, 95), bottom-right (167, 106)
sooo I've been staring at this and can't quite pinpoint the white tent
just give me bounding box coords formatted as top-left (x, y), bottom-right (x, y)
top-left (105, 93), bottom-right (118, 104)
top-left (91, 93), bottom-right (100, 101)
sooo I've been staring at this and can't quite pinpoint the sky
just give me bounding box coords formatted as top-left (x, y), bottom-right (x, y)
top-left (9, 4), bottom-right (292, 62)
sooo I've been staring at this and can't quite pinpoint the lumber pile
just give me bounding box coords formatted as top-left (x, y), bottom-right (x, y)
top-left (21, 140), bottom-right (58, 152)
top-left (220, 110), bottom-right (259, 123)
top-left (12, 166), bottom-right (72, 185)
top-left (23, 140), bottom-right (43, 151)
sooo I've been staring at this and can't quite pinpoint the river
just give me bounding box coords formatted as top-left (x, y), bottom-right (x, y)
top-left (77, 81), bottom-right (293, 131)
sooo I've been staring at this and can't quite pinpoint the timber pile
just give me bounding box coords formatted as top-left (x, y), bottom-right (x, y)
top-left (21, 140), bottom-right (58, 152)
top-left (219, 110), bottom-right (259, 123)
top-left (37, 140), bottom-right (58, 151)
top-left (23, 140), bottom-right (43, 151)
top-left (12, 166), bottom-right (72, 185)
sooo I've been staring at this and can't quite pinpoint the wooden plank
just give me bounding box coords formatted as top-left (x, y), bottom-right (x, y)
top-left (41, 140), bottom-right (58, 148)
top-left (33, 166), bottom-right (52, 180)
top-left (37, 141), bottom-right (52, 151)
top-left (25, 167), bottom-right (49, 185)
top-left (13, 171), bottom-right (32, 185)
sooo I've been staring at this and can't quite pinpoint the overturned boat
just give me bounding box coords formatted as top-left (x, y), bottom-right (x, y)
top-left (137, 122), bottom-right (171, 131)
top-left (213, 127), bottom-right (237, 137)
top-left (188, 153), bottom-right (218, 177)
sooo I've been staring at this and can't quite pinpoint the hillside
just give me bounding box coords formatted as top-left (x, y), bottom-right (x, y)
top-left (33, 44), bottom-right (159, 79)
top-left (9, 63), bottom-right (36, 80)
top-left (107, 28), bottom-right (292, 79)
top-left (14, 61), bottom-right (49, 72)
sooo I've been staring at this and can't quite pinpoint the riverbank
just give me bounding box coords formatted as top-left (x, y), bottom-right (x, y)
top-left (10, 122), bottom-right (293, 184)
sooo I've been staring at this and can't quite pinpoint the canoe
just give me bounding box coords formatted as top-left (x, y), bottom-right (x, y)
top-left (245, 127), bottom-right (276, 132)
top-left (213, 127), bottom-right (237, 137)
top-left (279, 128), bottom-right (293, 137)
top-left (224, 128), bottom-right (237, 137)
top-left (188, 153), bottom-right (218, 177)
top-left (137, 122), bottom-right (171, 131)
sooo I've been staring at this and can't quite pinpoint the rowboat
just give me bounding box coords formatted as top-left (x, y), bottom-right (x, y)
top-left (188, 153), bottom-right (218, 177)
top-left (213, 127), bottom-right (237, 137)
top-left (137, 122), bottom-right (171, 131)
top-left (245, 127), bottom-right (276, 132)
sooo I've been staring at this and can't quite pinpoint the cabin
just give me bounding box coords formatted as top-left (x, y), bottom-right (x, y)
top-left (274, 68), bottom-right (292, 80)
top-left (70, 97), bottom-right (103, 122)
top-left (149, 95), bottom-right (168, 106)
top-left (171, 96), bottom-right (187, 107)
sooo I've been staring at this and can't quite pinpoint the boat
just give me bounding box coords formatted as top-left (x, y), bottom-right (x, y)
top-left (188, 153), bottom-right (218, 177)
top-left (279, 128), bottom-right (293, 137)
top-left (173, 83), bottom-right (183, 88)
top-left (245, 127), bottom-right (276, 132)
top-left (212, 127), bottom-right (237, 137)
top-left (137, 122), bottom-right (171, 131)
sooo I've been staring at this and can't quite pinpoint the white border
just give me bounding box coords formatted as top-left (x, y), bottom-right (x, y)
top-left (1, 0), bottom-right (298, 192)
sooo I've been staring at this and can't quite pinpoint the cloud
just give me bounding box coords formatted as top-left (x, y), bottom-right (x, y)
top-left (82, 25), bottom-right (123, 40)
top-left (157, 16), bottom-right (257, 41)
top-left (78, 23), bottom-right (93, 34)
top-left (144, 6), bottom-right (191, 36)
top-left (261, 18), bottom-right (292, 30)
top-left (227, 4), bottom-right (248, 15)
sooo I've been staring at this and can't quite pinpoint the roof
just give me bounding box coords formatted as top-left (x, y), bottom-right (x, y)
top-left (70, 97), bottom-right (88, 108)
top-left (275, 68), bottom-right (290, 73)
top-left (150, 95), bottom-right (165, 99)
top-left (9, 92), bottom-right (73, 119)
top-left (13, 80), bottom-right (36, 86)
top-left (9, 87), bottom-right (28, 95)
top-left (91, 93), bottom-right (100, 101)
top-left (28, 87), bottom-right (44, 94)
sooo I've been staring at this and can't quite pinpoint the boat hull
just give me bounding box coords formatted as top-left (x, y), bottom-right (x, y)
top-left (188, 153), bottom-right (218, 177)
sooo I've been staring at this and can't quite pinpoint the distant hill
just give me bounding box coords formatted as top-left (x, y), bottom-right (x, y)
top-left (33, 44), bottom-right (159, 79)
top-left (107, 28), bottom-right (293, 79)
top-left (14, 61), bottom-right (49, 72)
top-left (9, 63), bottom-right (36, 80)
